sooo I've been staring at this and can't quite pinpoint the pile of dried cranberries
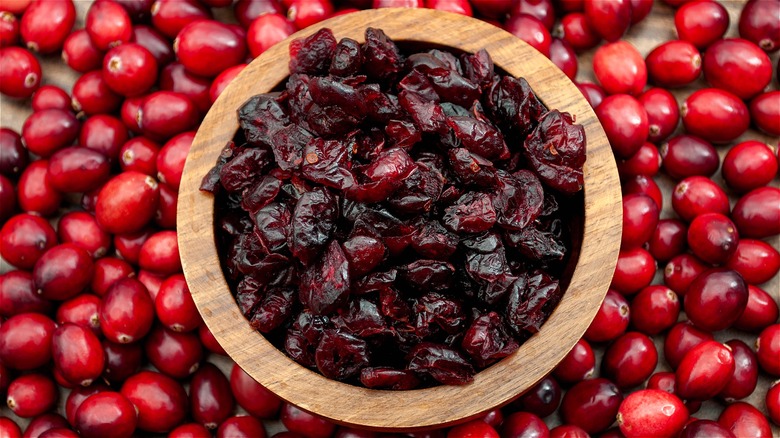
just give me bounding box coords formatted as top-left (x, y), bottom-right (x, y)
top-left (205, 27), bottom-right (585, 388)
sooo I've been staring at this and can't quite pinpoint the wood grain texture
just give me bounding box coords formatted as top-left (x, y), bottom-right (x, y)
top-left (177, 8), bottom-right (621, 431)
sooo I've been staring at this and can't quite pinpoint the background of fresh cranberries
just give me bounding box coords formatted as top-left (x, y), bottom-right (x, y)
top-left (0, 0), bottom-right (778, 436)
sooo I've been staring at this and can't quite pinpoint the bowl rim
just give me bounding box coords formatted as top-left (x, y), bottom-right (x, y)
top-left (178, 8), bottom-right (621, 432)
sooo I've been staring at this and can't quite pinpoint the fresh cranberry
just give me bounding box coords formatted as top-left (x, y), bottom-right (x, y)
top-left (596, 94), bottom-right (649, 158)
top-left (0, 46), bottom-right (41, 98)
top-left (79, 115), bottom-right (129, 163)
top-left (0, 270), bottom-right (53, 317)
top-left (575, 81), bottom-right (605, 108)
top-left (145, 324), bottom-right (203, 378)
top-left (138, 230), bottom-right (181, 275)
top-left (189, 363), bottom-right (234, 429)
top-left (629, 0), bottom-right (653, 23)
top-left (558, 12), bottom-right (600, 52)
top-left (280, 403), bottom-right (336, 438)
top-left (155, 274), bottom-right (201, 332)
top-left (100, 278), bottom-right (155, 344)
top-left (616, 389), bottom-right (687, 438)
top-left (216, 416), bottom-right (268, 438)
top-left (718, 402), bottom-right (773, 438)
top-left (593, 41), bottom-right (646, 95)
top-left (757, 324), bottom-right (780, 376)
top-left (233, 0), bottom-right (283, 28)
top-left (170, 423), bottom-right (212, 438)
top-left (664, 321), bottom-right (714, 369)
top-left (131, 25), bottom-right (174, 66)
top-left (645, 40), bottom-right (701, 88)
top-left (553, 338), bottom-right (595, 383)
top-left (47, 148), bottom-right (111, 195)
top-left (40, 428), bottom-right (80, 438)
top-left (660, 134), bottom-right (719, 180)
top-left (75, 392), bottom-right (137, 438)
top-left (0, 127), bottom-right (28, 178)
top-left (155, 183), bottom-right (178, 229)
top-left (287, 0), bottom-right (334, 29)
top-left (512, 375), bottom-right (561, 418)
top-left (85, 0), bottom-right (132, 50)
top-left (0, 312), bottom-right (55, 370)
top-left (548, 38), bottom-right (577, 80)
top-left (120, 370), bottom-right (189, 433)
top-left (749, 91), bottom-right (780, 136)
top-left (6, 373), bottom-right (58, 418)
top-left (139, 91), bottom-right (199, 140)
top-left (727, 239), bottom-right (780, 285)
top-left (71, 70), bottom-right (123, 115)
top-left (703, 38), bottom-right (772, 99)
top-left (687, 212), bottom-right (739, 265)
top-left (96, 171), bottom-right (160, 234)
top-left (671, 176), bottom-right (729, 222)
top-left (21, 108), bottom-right (80, 158)
top-left (91, 257), bottom-right (135, 297)
top-left (34, 243), bottom-right (94, 301)
top-left (199, 323), bottom-right (228, 356)
top-left (510, 0), bottom-right (554, 29)
top-left (120, 96), bottom-right (145, 133)
top-left (739, 0), bottom-right (780, 52)
top-left (610, 247), bottom-right (656, 295)
top-left (22, 413), bottom-right (70, 438)
top-left (470, 0), bottom-right (512, 18)
top-left (724, 140), bottom-right (777, 193)
top-left (174, 20), bottom-right (247, 78)
top-left (0, 11), bottom-right (19, 47)
top-left (638, 88), bottom-right (678, 143)
top-left (62, 30), bottom-right (103, 73)
top-left (16, 160), bottom-right (62, 217)
top-left (19, 0), bottom-right (75, 53)
top-left (681, 88), bottom-right (749, 144)
top-left (373, 0), bottom-right (422, 7)
top-left (621, 193), bottom-right (659, 249)
top-left (676, 340), bottom-right (735, 400)
top-left (602, 331), bottom-right (657, 390)
top-left (584, 0), bottom-right (630, 42)
top-left (560, 378), bottom-right (622, 434)
top-left (767, 380), bottom-right (780, 426)
top-left (685, 268), bottom-right (748, 332)
top-left (548, 424), bottom-right (588, 438)
top-left (617, 142), bottom-right (660, 178)
top-left (584, 289), bottom-right (630, 343)
top-left (120, 137), bottom-right (160, 176)
top-left (0, 174), bottom-right (15, 221)
top-left (52, 323), bottom-right (105, 387)
top-left (679, 419), bottom-right (733, 438)
top-left (505, 14), bottom-right (552, 57)
top-left (156, 131), bottom-right (193, 190)
top-left (247, 13), bottom-right (296, 57)
top-left (229, 363), bottom-right (282, 419)
top-left (0, 418), bottom-right (20, 438)
top-left (623, 174), bottom-right (663, 210)
top-left (102, 340), bottom-right (143, 384)
top-left (735, 285), bottom-right (779, 333)
top-left (114, 228), bottom-right (154, 266)
top-left (32, 85), bottom-right (72, 112)
top-left (500, 412), bottom-right (549, 437)
top-left (718, 339), bottom-right (758, 401)
top-left (55, 294), bottom-right (102, 337)
top-left (731, 186), bottom-right (780, 238)
top-left (102, 43), bottom-right (158, 97)
top-left (674, 0), bottom-right (729, 49)
top-left (151, 0), bottom-right (213, 39)
top-left (630, 285), bottom-right (680, 336)
top-left (648, 219), bottom-right (687, 262)
top-left (0, 213), bottom-right (58, 270)
top-left (663, 253), bottom-right (708, 296)
top-left (159, 63), bottom-right (212, 115)
top-left (210, 63), bottom-right (247, 103)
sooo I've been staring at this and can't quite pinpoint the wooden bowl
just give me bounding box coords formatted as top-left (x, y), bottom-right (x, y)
top-left (178, 8), bottom-right (621, 432)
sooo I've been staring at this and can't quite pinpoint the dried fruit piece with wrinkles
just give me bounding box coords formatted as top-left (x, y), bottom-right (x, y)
top-left (524, 110), bottom-right (586, 194)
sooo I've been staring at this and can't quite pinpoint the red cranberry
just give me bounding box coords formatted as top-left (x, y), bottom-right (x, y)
top-left (247, 13), bottom-right (296, 58)
top-left (210, 63), bottom-right (247, 103)
top-left (34, 243), bottom-right (94, 301)
top-left (674, 0), bottom-right (729, 49)
top-left (727, 239), bottom-right (780, 285)
top-left (616, 389), bottom-right (687, 438)
top-left (155, 182), bottom-right (178, 229)
top-left (280, 403), bottom-right (336, 438)
top-left (233, 0), bottom-right (283, 28)
top-left (0, 174), bottom-right (16, 221)
top-left (138, 230), bottom-right (181, 275)
top-left (664, 321), bottom-right (714, 369)
top-left (62, 30), bottom-right (103, 73)
top-left (120, 137), bottom-right (160, 176)
top-left (480, 408), bottom-right (503, 429)
top-left (584, 289), bottom-right (629, 343)
top-left (0, 312), bottom-right (56, 370)
top-left (0, 127), bottom-right (29, 178)
top-left (676, 340), bottom-right (735, 400)
top-left (0, 11), bottom-right (19, 47)
top-left (560, 378), bottom-right (622, 434)
top-left (99, 278), bottom-right (155, 344)
top-left (595, 94), bottom-right (648, 158)
top-left (114, 228), bottom-right (154, 265)
top-left (511, 0), bottom-right (554, 29)
top-left (575, 81), bottom-right (605, 108)
top-left (671, 176), bottom-right (729, 222)
top-left (638, 88), bottom-right (678, 143)
top-left (120, 370), bottom-right (189, 433)
top-left (679, 419), bottom-right (733, 438)
top-left (131, 25), bottom-right (174, 66)
top-left (155, 274), bottom-right (201, 332)
top-left (22, 413), bottom-right (70, 438)
top-left (681, 88), bottom-right (749, 144)
top-left (703, 38), bottom-right (772, 99)
top-left (504, 14), bottom-right (552, 57)
top-left (660, 135), bottom-right (719, 180)
top-left (74, 392), bottom-right (137, 438)
top-left (501, 412), bottom-right (549, 437)
top-left (630, 285), bottom-right (679, 336)
top-left (199, 323), bottom-right (228, 355)
top-left (593, 41), bottom-right (646, 95)
top-left (170, 423), bottom-right (212, 438)
top-left (559, 13), bottom-right (600, 52)
top-left (470, 0), bottom-right (512, 18)
top-left (548, 38), bottom-right (577, 80)
top-left (687, 212), bottom-right (739, 265)
top-left (55, 294), bottom-right (101, 337)
top-left (602, 331), bottom-right (657, 390)
top-left (287, 0), bottom-right (334, 29)
top-left (512, 375), bottom-right (561, 418)
top-left (0, 46), bottom-right (41, 98)
top-left (80, 114), bottom-right (129, 163)
top-left (645, 40), bottom-right (701, 88)
top-left (159, 63), bottom-right (212, 115)
top-left (174, 20), bottom-right (247, 78)
top-left (373, 0), bottom-right (423, 7)
top-left (757, 324), bottom-right (780, 376)
top-left (103, 43), bottom-right (158, 97)
top-left (731, 186), bottom-right (780, 238)
top-left (19, 0), bottom-right (75, 53)
top-left (71, 70), bottom-right (123, 115)
top-left (139, 91), bottom-right (199, 140)
top-left (0, 213), bottom-right (57, 270)
top-left (735, 285), bottom-right (779, 333)
top-left (96, 171), bottom-right (160, 234)
top-left (718, 402), bottom-right (773, 438)
top-left (52, 323), bottom-right (105, 387)
top-left (48, 148), bottom-right (111, 194)
top-left (648, 219), bottom-right (687, 262)
top-left (190, 362), bottom-right (234, 429)
top-left (6, 373), bottom-right (58, 418)
top-left (685, 268), bottom-right (748, 332)
top-left (85, 0), bottom-right (132, 50)
top-left (145, 324), bottom-right (203, 378)
top-left (16, 160), bottom-right (62, 216)
top-left (629, 0), bottom-right (653, 23)
top-left (120, 96), bottom-right (145, 133)
top-left (21, 108), bottom-right (80, 158)
top-left (32, 85), bottom-right (72, 112)
top-left (718, 339), bottom-right (758, 401)
top-left (617, 143), bottom-right (660, 178)
top-left (91, 257), bottom-right (135, 297)
top-left (0, 418), bottom-right (20, 438)
top-left (722, 140), bottom-right (778, 192)
top-left (610, 247), bottom-right (656, 295)
top-left (767, 380), bottom-right (780, 426)
top-left (549, 424), bottom-right (588, 438)
top-left (230, 363), bottom-right (282, 419)
top-left (102, 340), bottom-right (143, 384)
top-left (151, 0), bottom-right (213, 39)
top-left (553, 338), bottom-right (595, 383)
top-left (157, 131), bottom-right (194, 190)
top-left (749, 91), bottom-right (780, 136)
top-left (663, 254), bottom-right (708, 296)
top-left (0, 270), bottom-right (53, 317)
top-left (584, 0), bottom-right (630, 42)
top-left (621, 193), bottom-right (659, 249)
top-left (40, 428), bottom-right (79, 438)
top-left (623, 174), bottom-right (663, 210)
top-left (216, 416), bottom-right (268, 438)
top-left (739, 0), bottom-right (780, 52)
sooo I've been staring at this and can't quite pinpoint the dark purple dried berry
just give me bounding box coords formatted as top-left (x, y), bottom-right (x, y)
top-left (239, 95), bottom-right (289, 148)
top-left (492, 170), bottom-right (544, 230)
top-left (253, 202), bottom-right (291, 252)
top-left (362, 27), bottom-right (402, 81)
top-left (446, 115), bottom-right (509, 160)
top-left (486, 76), bottom-right (545, 137)
top-left (250, 288), bottom-right (296, 332)
top-left (301, 137), bottom-right (355, 190)
top-left (219, 148), bottom-right (271, 193)
top-left (289, 28), bottom-right (337, 75)
top-left (315, 330), bottom-right (370, 380)
top-left (342, 235), bottom-right (386, 278)
top-left (360, 367), bottom-right (420, 390)
top-left (461, 312), bottom-right (519, 367)
top-left (290, 187), bottom-right (338, 264)
top-left (242, 175), bottom-right (282, 214)
top-left (524, 110), bottom-right (586, 194)
top-left (406, 342), bottom-right (474, 385)
top-left (442, 191), bottom-right (497, 233)
top-left (506, 271), bottom-right (562, 335)
top-left (300, 240), bottom-right (351, 315)
top-left (411, 220), bottom-right (459, 260)
top-left (329, 37), bottom-right (363, 76)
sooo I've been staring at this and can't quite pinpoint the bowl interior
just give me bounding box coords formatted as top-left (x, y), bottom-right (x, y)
top-left (178, 8), bottom-right (621, 432)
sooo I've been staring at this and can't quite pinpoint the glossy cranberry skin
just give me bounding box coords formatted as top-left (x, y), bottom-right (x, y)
top-left (22, 108), bottom-right (80, 158)
top-left (648, 219), bottom-right (686, 262)
top-left (596, 94), bottom-right (648, 158)
top-left (280, 404), bottom-right (337, 438)
top-left (56, 294), bottom-right (101, 337)
top-left (593, 41), bottom-right (646, 96)
top-left (559, 13), bottom-right (600, 52)
top-left (723, 140), bottom-right (778, 192)
top-left (52, 323), bottom-right (105, 387)
top-left (75, 392), bottom-right (137, 438)
top-left (32, 85), bottom-right (72, 112)
top-left (505, 14), bottom-right (551, 57)
top-left (664, 321), bottom-right (714, 370)
top-left (618, 143), bottom-right (660, 178)
top-left (0, 127), bottom-right (28, 178)
top-left (686, 268), bottom-right (748, 333)
top-left (247, 13), bottom-right (296, 57)
top-left (584, 0), bottom-right (630, 42)
top-left (57, 212), bottom-right (108, 260)
top-left (757, 324), bottom-right (780, 376)
top-left (501, 412), bottom-right (549, 438)
top-left (131, 25), bottom-right (173, 66)
top-left (16, 160), bottom-right (62, 217)
top-left (62, 30), bottom-right (103, 73)
top-left (0, 46), bottom-right (41, 98)
top-left (548, 38), bottom-right (577, 80)
top-left (680, 419), bottom-right (734, 438)
top-left (230, 363), bottom-right (282, 419)
top-left (20, 0), bottom-right (75, 53)
top-left (138, 230), bottom-right (181, 275)
top-left (623, 175), bottom-right (663, 212)
top-left (0, 270), bottom-right (53, 317)
top-left (145, 324), bottom-right (203, 378)
top-left (79, 115), bottom-right (129, 164)
top-left (734, 285), bottom-right (779, 334)
top-left (630, 285), bottom-right (680, 336)
top-left (610, 248), bottom-right (656, 295)
top-left (33, 243), bottom-right (94, 301)
top-left (46, 148), bottom-right (110, 195)
top-left (159, 63), bottom-right (211, 115)
top-left (66, 384), bottom-right (109, 427)
top-left (676, 340), bottom-right (735, 400)
top-left (233, 0), bottom-right (283, 28)
top-left (91, 257), bottom-right (134, 298)
top-left (0, 312), bottom-right (55, 370)
top-left (102, 43), bottom-right (158, 97)
top-left (120, 370), bottom-right (189, 433)
top-left (767, 380), bottom-right (780, 426)
top-left (621, 193), bottom-right (658, 249)
top-left (119, 96), bottom-right (144, 134)
top-left (0, 11), bottom-right (19, 47)
top-left (469, 0), bottom-right (512, 18)
top-left (215, 416), bottom-right (267, 438)
top-left (101, 340), bottom-right (142, 384)
top-left (637, 88), bottom-right (678, 143)
top-left (682, 88), bottom-right (750, 144)
top-left (687, 213), bottom-right (739, 265)
top-left (731, 186), bottom-right (780, 238)
top-left (513, 375), bottom-right (561, 418)
top-left (0, 174), bottom-right (15, 221)
top-left (553, 338), bottom-right (595, 383)
top-left (151, 0), bottom-right (212, 39)
top-left (675, 0), bottom-right (729, 49)
top-left (718, 339), bottom-right (758, 401)
top-left (660, 135), bottom-right (719, 181)
top-left (96, 171), bottom-right (160, 234)
top-left (617, 389), bottom-right (687, 438)
top-left (154, 183), bottom-right (177, 229)
top-left (0, 213), bottom-right (57, 270)
top-left (85, 0), bottom-right (132, 50)
top-left (703, 38), bottom-right (772, 100)
top-left (665, 255), bottom-right (707, 298)
top-left (585, 289), bottom-right (629, 343)
top-left (0, 418), bottom-right (20, 438)
top-left (199, 323), bottom-right (228, 356)
top-left (155, 274), bottom-right (201, 332)
top-left (739, 0), bottom-right (780, 52)
top-left (719, 402), bottom-right (773, 438)
top-left (729, 239), bottom-right (780, 285)
top-left (646, 40), bottom-right (701, 88)
top-left (602, 332), bottom-right (657, 390)
top-left (190, 363), bottom-right (234, 429)
top-left (672, 176), bottom-right (729, 222)
top-left (120, 137), bottom-right (159, 177)
top-left (210, 63), bottom-right (247, 103)
top-left (114, 228), bottom-right (154, 266)
top-left (22, 413), bottom-right (70, 438)
top-left (750, 91), bottom-right (780, 136)
top-left (170, 423), bottom-right (212, 438)
top-left (6, 373), bottom-right (58, 418)
top-left (174, 20), bottom-right (247, 78)
top-left (100, 278), bottom-right (155, 344)
top-left (560, 378), bottom-right (622, 434)
top-left (156, 131), bottom-right (193, 190)
top-left (139, 91), bottom-right (199, 141)
top-left (71, 70), bottom-right (123, 116)
top-left (576, 81), bottom-right (605, 109)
